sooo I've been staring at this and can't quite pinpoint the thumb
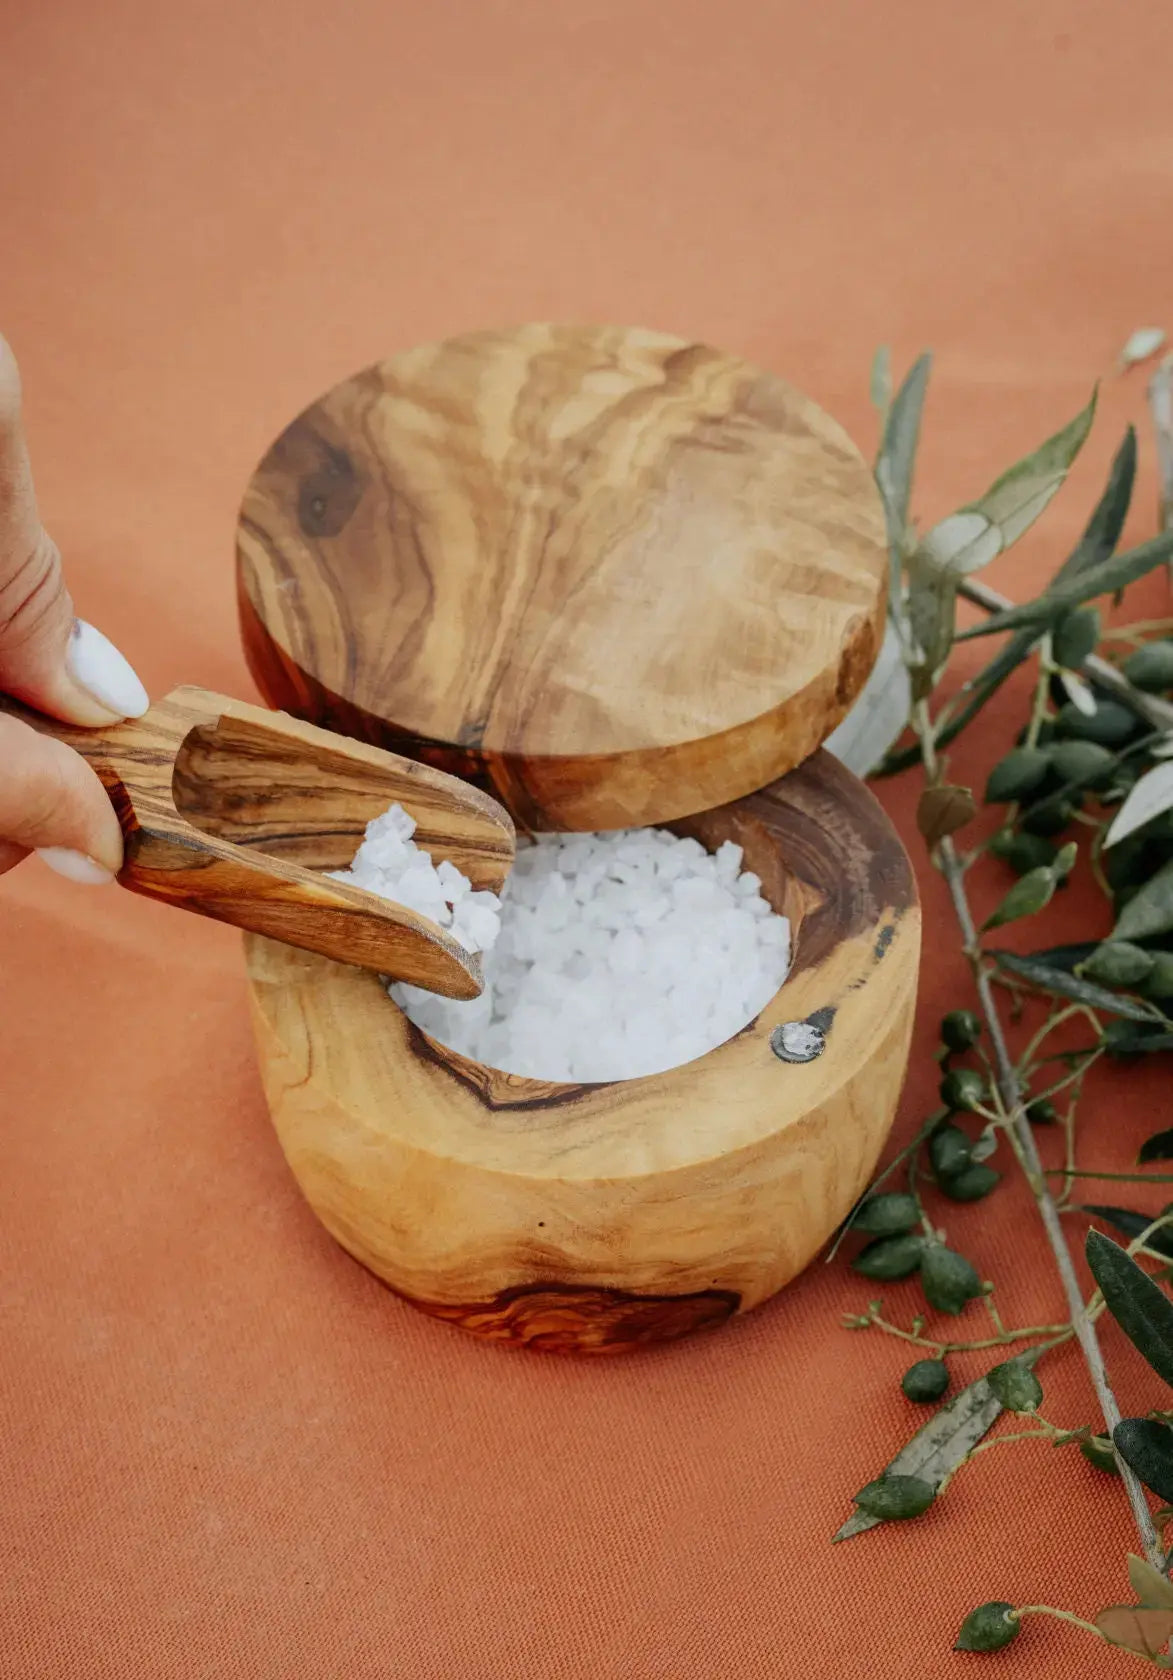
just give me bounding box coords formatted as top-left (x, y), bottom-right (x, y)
top-left (0, 712), bottom-right (123, 880)
top-left (0, 334), bottom-right (148, 725)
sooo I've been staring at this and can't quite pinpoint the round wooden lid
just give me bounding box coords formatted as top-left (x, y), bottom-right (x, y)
top-left (237, 324), bottom-right (887, 830)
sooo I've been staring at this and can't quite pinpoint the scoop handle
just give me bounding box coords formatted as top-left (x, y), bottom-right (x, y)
top-left (0, 687), bottom-right (507, 996)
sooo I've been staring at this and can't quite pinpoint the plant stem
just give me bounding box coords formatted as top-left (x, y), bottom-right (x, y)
top-left (908, 1148), bottom-right (935, 1240)
top-left (1018, 1002), bottom-right (1095, 1074)
top-left (1150, 356), bottom-right (1173, 544)
top-left (1056, 1077), bottom-right (1086, 1213)
top-left (1101, 618), bottom-right (1173, 643)
top-left (1013, 1607), bottom-right (1120, 1649)
top-left (936, 1428), bottom-right (1057, 1498)
top-left (1030, 1049), bottom-right (1105, 1108)
top-left (912, 699), bottom-right (1164, 1570)
top-left (824, 1113), bottom-right (944, 1263)
top-left (1022, 640), bottom-right (1054, 751)
top-left (1089, 825), bottom-right (1113, 901)
top-left (1048, 1169), bottom-right (1173, 1184)
top-left (983, 1291), bottom-right (1007, 1337)
top-left (958, 577), bottom-right (1173, 734)
top-left (860, 1307), bottom-right (1072, 1358)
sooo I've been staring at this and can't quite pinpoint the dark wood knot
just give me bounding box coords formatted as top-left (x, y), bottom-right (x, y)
top-left (297, 444), bottom-right (364, 538)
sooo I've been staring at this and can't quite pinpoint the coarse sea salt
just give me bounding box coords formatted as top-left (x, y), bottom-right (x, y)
top-left (328, 803), bottom-right (503, 955)
top-left (336, 806), bottom-right (793, 1084)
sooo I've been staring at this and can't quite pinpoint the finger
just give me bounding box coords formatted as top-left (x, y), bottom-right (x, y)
top-left (0, 839), bottom-right (27, 873)
top-left (0, 335), bottom-right (148, 726)
top-left (0, 711), bottom-right (123, 880)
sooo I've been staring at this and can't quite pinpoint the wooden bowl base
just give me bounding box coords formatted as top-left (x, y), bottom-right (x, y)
top-left (245, 750), bottom-right (918, 1354)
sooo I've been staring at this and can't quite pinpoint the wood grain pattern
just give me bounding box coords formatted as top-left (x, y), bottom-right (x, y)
top-left (2, 686), bottom-right (514, 996)
top-left (238, 324), bottom-right (888, 831)
top-left (409, 1283), bottom-right (741, 1354)
top-left (245, 750), bottom-right (920, 1352)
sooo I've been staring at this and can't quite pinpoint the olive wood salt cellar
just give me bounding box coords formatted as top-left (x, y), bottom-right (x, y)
top-left (237, 324), bottom-right (920, 1354)
top-left (0, 685), bottom-right (513, 996)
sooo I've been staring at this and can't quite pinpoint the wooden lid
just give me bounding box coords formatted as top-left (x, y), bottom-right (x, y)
top-left (237, 324), bottom-right (887, 831)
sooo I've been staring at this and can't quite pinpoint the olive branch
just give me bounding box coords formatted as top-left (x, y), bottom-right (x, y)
top-left (831, 334), bottom-right (1173, 1665)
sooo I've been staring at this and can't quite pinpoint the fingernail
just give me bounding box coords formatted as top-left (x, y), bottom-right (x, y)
top-left (37, 847), bottom-right (117, 885)
top-left (66, 620), bottom-right (149, 720)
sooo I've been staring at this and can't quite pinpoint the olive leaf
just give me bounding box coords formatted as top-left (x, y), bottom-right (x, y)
top-left (1070, 425), bottom-right (1139, 576)
top-left (1143, 953), bottom-right (1173, 1001)
top-left (1106, 763), bottom-right (1173, 849)
top-left (1153, 357), bottom-right (1173, 565)
top-left (956, 529), bottom-right (1173, 641)
top-left (981, 866), bottom-right (1057, 931)
top-left (991, 950), bottom-right (1162, 1023)
top-left (1081, 1207), bottom-right (1173, 1262)
top-left (1141, 1130), bottom-right (1173, 1164)
top-left (1086, 1231), bottom-right (1173, 1388)
top-left (1128, 1552), bottom-right (1173, 1612)
top-left (832, 1368), bottom-right (1015, 1541)
top-left (902, 393), bottom-right (1099, 694)
top-left (916, 784), bottom-right (976, 846)
top-left (1104, 1023), bottom-right (1173, 1057)
top-left (1058, 669), bottom-right (1098, 716)
top-left (1001, 941), bottom-right (1098, 974)
top-left (870, 345), bottom-right (892, 419)
top-left (875, 352), bottom-right (931, 551)
top-left (1096, 1603), bottom-right (1173, 1660)
top-left (873, 428), bottom-right (1137, 775)
top-left (1115, 857), bottom-right (1173, 943)
top-left (914, 389), bottom-right (1097, 577)
top-left (1115, 1420), bottom-right (1173, 1505)
top-left (1054, 840), bottom-right (1077, 878)
top-left (905, 557), bottom-right (958, 697)
top-left (1119, 327), bottom-right (1167, 370)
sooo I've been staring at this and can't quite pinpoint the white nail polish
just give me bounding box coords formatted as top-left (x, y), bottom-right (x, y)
top-left (66, 620), bottom-right (149, 719)
top-left (37, 847), bottom-right (117, 885)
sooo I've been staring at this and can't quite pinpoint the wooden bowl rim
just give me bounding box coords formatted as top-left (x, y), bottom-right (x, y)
top-left (245, 752), bottom-right (920, 1181)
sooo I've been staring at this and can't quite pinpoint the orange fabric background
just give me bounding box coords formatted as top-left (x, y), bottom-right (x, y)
top-left (3, 2), bottom-right (1173, 1674)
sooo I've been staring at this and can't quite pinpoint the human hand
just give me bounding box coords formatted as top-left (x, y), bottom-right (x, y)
top-left (0, 334), bottom-right (148, 882)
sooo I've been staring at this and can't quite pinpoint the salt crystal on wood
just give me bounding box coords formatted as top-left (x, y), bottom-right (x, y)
top-left (364, 819), bottom-right (792, 1083)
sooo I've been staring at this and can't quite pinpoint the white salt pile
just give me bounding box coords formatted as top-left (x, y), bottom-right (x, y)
top-left (340, 808), bottom-right (792, 1084)
top-left (329, 804), bottom-right (503, 954)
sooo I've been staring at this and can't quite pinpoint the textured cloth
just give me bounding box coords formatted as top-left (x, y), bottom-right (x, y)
top-left (2, 2), bottom-right (1172, 1674)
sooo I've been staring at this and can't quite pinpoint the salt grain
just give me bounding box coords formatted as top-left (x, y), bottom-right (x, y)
top-left (346, 816), bottom-right (792, 1084)
top-left (329, 804), bottom-right (502, 954)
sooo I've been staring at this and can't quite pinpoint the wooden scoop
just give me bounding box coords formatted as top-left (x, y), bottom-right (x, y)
top-left (0, 685), bottom-right (515, 999)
